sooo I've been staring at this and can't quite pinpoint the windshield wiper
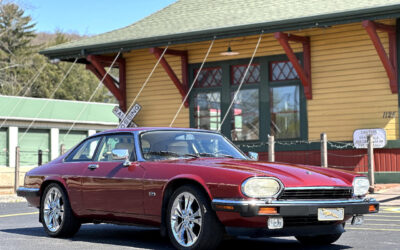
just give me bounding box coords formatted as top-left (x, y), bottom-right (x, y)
top-left (198, 152), bottom-right (234, 158)
top-left (147, 151), bottom-right (198, 158)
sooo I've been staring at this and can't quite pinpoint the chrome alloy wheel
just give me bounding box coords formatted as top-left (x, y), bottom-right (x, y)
top-left (170, 192), bottom-right (203, 247)
top-left (43, 187), bottom-right (64, 232)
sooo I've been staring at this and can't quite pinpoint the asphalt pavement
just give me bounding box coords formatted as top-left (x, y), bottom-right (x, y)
top-left (1, 201), bottom-right (400, 250)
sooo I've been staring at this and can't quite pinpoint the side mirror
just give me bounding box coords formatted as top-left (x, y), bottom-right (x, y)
top-left (248, 151), bottom-right (259, 161)
top-left (112, 149), bottom-right (129, 160)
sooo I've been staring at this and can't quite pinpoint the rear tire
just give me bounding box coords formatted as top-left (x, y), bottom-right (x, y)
top-left (166, 185), bottom-right (224, 250)
top-left (296, 233), bottom-right (342, 245)
top-left (40, 183), bottom-right (81, 238)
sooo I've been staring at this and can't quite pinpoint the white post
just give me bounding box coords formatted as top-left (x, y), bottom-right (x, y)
top-left (368, 135), bottom-right (375, 193)
top-left (268, 135), bottom-right (275, 162)
top-left (8, 126), bottom-right (18, 168)
top-left (88, 130), bottom-right (96, 137)
top-left (321, 133), bottom-right (328, 168)
top-left (50, 128), bottom-right (59, 160)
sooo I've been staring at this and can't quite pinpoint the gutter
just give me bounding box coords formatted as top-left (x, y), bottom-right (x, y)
top-left (40, 4), bottom-right (400, 60)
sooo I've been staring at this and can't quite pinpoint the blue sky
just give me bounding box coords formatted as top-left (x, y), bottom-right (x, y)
top-left (24, 0), bottom-right (177, 35)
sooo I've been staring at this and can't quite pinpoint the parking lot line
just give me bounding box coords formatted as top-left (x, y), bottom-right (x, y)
top-left (362, 223), bottom-right (400, 227)
top-left (346, 227), bottom-right (400, 232)
top-left (0, 212), bottom-right (38, 218)
top-left (365, 215), bottom-right (400, 218)
top-left (365, 218), bottom-right (400, 222)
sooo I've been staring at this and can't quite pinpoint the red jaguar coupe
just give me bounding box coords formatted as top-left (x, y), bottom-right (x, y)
top-left (17, 127), bottom-right (378, 250)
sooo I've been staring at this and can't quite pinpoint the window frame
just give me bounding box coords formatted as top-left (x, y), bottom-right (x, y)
top-left (189, 54), bottom-right (308, 152)
top-left (93, 132), bottom-right (137, 162)
top-left (64, 135), bottom-right (104, 162)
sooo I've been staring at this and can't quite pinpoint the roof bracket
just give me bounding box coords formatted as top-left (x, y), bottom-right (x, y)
top-left (362, 20), bottom-right (397, 93)
top-left (86, 55), bottom-right (127, 111)
top-left (274, 32), bottom-right (312, 99)
top-left (150, 47), bottom-right (189, 107)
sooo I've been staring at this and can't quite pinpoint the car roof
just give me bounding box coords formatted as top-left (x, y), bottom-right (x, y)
top-left (95, 127), bottom-right (214, 136)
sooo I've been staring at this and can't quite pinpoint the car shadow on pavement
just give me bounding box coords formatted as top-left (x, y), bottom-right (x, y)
top-left (1, 224), bottom-right (351, 250)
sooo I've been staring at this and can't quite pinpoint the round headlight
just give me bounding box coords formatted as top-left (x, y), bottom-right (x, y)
top-left (352, 177), bottom-right (370, 196)
top-left (241, 177), bottom-right (282, 198)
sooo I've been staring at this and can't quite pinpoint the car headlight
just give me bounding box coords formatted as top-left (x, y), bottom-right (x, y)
top-left (352, 177), bottom-right (370, 196)
top-left (241, 177), bottom-right (283, 198)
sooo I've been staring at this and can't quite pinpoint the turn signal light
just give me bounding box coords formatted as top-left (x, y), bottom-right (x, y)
top-left (369, 205), bottom-right (377, 212)
top-left (215, 205), bottom-right (234, 211)
top-left (258, 207), bottom-right (278, 215)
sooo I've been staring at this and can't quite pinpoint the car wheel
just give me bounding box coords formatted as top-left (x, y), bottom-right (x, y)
top-left (40, 183), bottom-right (81, 238)
top-left (295, 233), bottom-right (342, 245)
top-left (166, 185), bottom-right (224, 250)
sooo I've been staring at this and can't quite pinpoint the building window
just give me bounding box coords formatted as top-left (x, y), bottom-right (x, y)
top-left (190, 56), bottom-right (306, 149)
top-left (270, 85), bottom-right (300, 139)
top-left (193, 92), bottom-right (221, 131)
top-left (270, 61), bottom-right (299, 81)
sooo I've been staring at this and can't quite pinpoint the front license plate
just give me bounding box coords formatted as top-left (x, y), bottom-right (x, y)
top-left (318, 208), bottom-right (344, 221)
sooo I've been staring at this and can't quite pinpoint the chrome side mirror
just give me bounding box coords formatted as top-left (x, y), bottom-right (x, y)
top-left (248, 151), bottom-right (259, 161)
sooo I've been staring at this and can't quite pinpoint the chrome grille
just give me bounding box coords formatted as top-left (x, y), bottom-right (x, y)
top-left (279, 187), bottom-right (353, 200)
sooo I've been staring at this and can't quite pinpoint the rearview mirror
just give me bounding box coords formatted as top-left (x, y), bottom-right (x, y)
top-left (248, 151), bottom-right (259, 161)
top-left (112, 149), bottom-right (129, 160)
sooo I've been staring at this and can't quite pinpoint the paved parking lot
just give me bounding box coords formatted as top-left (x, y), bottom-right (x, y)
top-left (1, 202), bottom-right (399, 250)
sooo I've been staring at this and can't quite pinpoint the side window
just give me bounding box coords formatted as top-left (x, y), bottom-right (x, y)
top-left (96, 134), bottom-right (135, 162)
top-left (66, 136), bottom-right (102, 162)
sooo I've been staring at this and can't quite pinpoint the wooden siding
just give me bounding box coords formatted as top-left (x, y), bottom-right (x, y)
top-left (123, 19), bottom-right (398, 140)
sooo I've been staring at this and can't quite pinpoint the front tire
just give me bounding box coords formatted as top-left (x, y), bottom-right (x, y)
top-left (296, 233), bottom-right (342, 245)
top-left (166, 185), bottom-right (224, 250)
top-left (40, 183), bottom-right (81, 238)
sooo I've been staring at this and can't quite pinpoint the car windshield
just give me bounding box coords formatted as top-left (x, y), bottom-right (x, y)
top-left (140, 130), bottom-right (247, 161)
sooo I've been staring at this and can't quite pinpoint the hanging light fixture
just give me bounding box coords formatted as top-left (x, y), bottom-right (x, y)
top-left (220, 41), bottom-right (239, 56)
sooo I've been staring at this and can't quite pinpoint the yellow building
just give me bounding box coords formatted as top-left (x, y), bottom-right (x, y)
top-left (41, 0), bottom-right (400, 182)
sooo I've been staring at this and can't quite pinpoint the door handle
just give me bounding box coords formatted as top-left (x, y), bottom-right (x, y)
top-left (88, 164), bottom-right (99, 170)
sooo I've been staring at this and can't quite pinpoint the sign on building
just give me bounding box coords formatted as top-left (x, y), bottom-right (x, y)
top-left (113, 103), bottom-right (141, 128)
top-left (353, 128), bottom-right (386, 149)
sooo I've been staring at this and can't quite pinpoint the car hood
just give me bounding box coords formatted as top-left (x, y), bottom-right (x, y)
top-left (180, 158), bottom-right (354, 187)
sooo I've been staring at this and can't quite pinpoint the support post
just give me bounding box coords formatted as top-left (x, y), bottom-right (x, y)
top-left (268, 135), bottom-right (275, 162)
top-left (38, 150), bottom-right (43, 166)
top-left (14, 146), bottom-right (20, 193)
top-left (60, 144), bottom-right (66, 155)
top-left (321, 133), bottom-right (328, 168)
top-left (367, 135), bottom-right (375, 193)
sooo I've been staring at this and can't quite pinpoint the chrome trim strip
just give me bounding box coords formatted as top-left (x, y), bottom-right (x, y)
top-left (17, 187), bottom-right (40, 192)
top-left (16, 187), bottom-right (40, 197)
top-left (284, 186), bottom-right (352, 190)
top-left (212, 198), bottom-right (376, 206)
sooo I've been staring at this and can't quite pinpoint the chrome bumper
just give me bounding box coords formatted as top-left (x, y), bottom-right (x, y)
top-left (212, 197), bottom-right (379, 217)
top-left (16, 187), bottom-right (40, 198)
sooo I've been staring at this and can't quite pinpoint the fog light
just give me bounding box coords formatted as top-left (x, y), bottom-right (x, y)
top-left (351, 215), bottom-right (364, 225)
top-left (267, 216), bottom-right (284, 229)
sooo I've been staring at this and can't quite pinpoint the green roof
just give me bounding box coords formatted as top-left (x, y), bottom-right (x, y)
top-left (42, 0), bottom-right (400, 59)
top-left (0, 96), bottom-right (118, 124)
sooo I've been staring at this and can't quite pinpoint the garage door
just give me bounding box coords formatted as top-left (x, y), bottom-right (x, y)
top-left (18, 129), bottom-right (50, 166)
top-left (0, 128), bottom-right (7, 166)
top-left (59, 130), bottom-right (87, 152)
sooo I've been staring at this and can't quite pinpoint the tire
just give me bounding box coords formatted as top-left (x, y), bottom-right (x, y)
top-left (166, 185), bottom-right (224, 250)
top-left (295, 233), bottom-right (342, 245)
top-left (40, 183), bottom-right (81, 238)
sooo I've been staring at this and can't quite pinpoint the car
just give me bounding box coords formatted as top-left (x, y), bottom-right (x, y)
top-left (17, 127), bottom-right (379, 249)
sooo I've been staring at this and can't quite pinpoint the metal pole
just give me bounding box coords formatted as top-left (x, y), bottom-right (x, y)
top-left (268, 135), bottom-right (275, 162)
top-left (321, 133), bottom-right (328, 168)
top-left (38, 149), bottom-right (43, 166)
top-left (60, 144), bottom-right (65, 155)
top-left (367, 135), bottom-right (375, 193)
top-left (14, 146), bottom-right (20, 193)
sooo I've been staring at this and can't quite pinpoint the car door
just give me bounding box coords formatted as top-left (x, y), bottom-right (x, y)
top-left (81, 133), bottom-right (145, 217)
top-left (61, 135), bottom-right (103, 215)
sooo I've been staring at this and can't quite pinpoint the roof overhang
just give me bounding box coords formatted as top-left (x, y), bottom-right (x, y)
top-left (40, 4), bottom-right (400, 60)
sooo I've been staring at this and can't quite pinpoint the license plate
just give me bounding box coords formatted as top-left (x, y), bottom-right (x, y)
top-left (318, 208), bottom-right (344, 221)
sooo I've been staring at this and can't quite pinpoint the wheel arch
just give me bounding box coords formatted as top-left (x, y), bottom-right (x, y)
top-left (159, 175), bottom-right (213, 237)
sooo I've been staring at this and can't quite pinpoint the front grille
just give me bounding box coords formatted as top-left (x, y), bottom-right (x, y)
top-left (279, 188), bottom-right (353, 200)
top-left (284, 216), bottom-right (339, 226)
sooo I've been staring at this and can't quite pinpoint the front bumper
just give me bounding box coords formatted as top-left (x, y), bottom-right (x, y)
top-left (212, 197), bottom-right (379, 217)
top-left (16, 187), bottom-right (40, 198)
